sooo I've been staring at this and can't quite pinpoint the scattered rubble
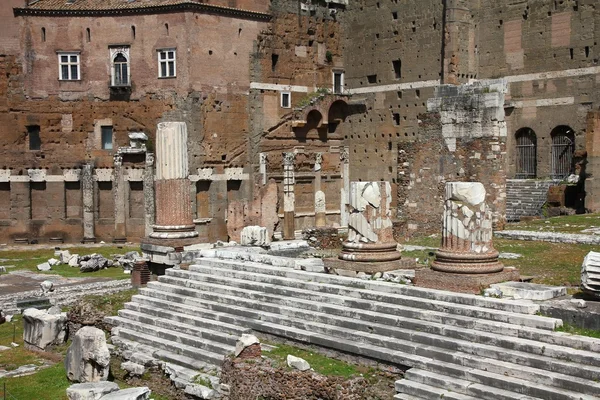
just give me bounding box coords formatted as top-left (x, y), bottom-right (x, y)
top-left (32, 250), bottom-right (142, 274)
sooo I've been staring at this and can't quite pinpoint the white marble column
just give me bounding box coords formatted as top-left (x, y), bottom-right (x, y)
top-left (339, 146), bottom-right (350, 227)
top-left (432, 182), bottom-right (502, 274)
top-left (150, 122), bottom-right (197, 239)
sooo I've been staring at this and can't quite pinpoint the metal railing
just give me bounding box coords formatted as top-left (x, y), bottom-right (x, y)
top-left (551, 133), bottom-right (574, 180)
top-left (515, 130), bottom-right (537, 178)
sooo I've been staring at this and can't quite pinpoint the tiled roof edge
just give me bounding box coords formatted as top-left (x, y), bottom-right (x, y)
top-left (14, 2), bottom-right (272, 21)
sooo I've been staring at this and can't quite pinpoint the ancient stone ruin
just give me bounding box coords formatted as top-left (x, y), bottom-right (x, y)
top-left (339, 181), bottom-right (401, 267)
top-left (432, 182), bottom-right (503, 274)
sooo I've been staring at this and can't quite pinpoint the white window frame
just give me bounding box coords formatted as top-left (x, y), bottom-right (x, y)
top-left (57, 52), bottom-right (81, 81)
top-left (332, 70), bottom-right (344, 94)
top-left (158, 48), bottom-right (177, 78)
top-left (109, 46), bottom-right (131, 87)
top-left (280, 91), bottom-right (291, 108)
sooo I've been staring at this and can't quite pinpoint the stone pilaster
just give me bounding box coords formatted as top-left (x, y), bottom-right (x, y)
top-left (113, 153), bottom-right (126, 242)
top-left (150, 122), bottom-right (197, 240)
top-left (432, 182), bottom-right (503, 274)
top-left (339, 146), bottom-right (350, 227)
top-left (81, 163), bottom-right (96, 243)
top-left (143, 153), bottom-right (156, 237)
top-left (259, 153), bottom-right (267, 186)
top-left (282, 152), bottom-right (295, 240)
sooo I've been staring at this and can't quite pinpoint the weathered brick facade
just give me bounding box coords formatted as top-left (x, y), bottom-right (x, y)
top-left (0, 0), bottom-right (599, 243)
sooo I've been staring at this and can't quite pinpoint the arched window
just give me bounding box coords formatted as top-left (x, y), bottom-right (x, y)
top-left (112, 53), bottom-right (129, 87)
top-left (551, 125), bottom-right (575, 179)
top-left (515, 128), bottom-right (537, 178)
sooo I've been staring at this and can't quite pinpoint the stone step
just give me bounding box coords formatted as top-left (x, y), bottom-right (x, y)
top-left (193, 257), bottom-right (540, 315)
top-left (402, 369), bottom-right (544, 400)
top-left (135, 287), bottom-right (600, 355)
top-left (151, 275), bottom-right (544, 340)
top-left (393, 394), bottom-right (428, 400)
top-left (117, 308), bottom-right (239, 347)
top-left (167, 267), bottom-right (559, 330)
top-left (154, 351), bottom-right (218, 375)
top-left (123, 301), bottom-right (249, 338)
top-left (395, 379), bottom-right (487, 400)
top-left (136, 283), bottom-right (600, 375)
top-left (110, 321), bottom-right (232, 366)
top-left (138, 284), bottom-right (600, 393)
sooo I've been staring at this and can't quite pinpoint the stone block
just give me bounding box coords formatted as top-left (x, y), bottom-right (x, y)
top-left (240, 226), bottom-right (270, 247)
top-left (37, 262), bottom-right (52, 271)
top-left (66, 382), bottom-right (120, 400)
top-left (121, 361), bottom-right (145, 376)
top-left (98, 387), bottom-right (151, 400)
top-left (65, 326), bottom-right (110, 383)
top-left (234, 333), bottom-right (260, 357)
top-left (582, 251), bottom-right (600, 298)
top-left (287, 354), bottom-right (310, 371)
top-left (22, 307), bottom-right (67, 351)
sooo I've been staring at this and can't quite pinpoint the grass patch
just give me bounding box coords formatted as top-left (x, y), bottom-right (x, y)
top-left (81, 289), bottom-right (139, 317)
top-left (1, 362), bottom-right (70, 400)
top-left (402, 234), bottom-right (593, 286)
top-left (555, 323), bottom-right (600, 339)
top-left (264, 342), bottom-right (377, 381)
top-left (506, 213), bottom-right (600, 234)
top-left (0, 245), bottom-right (138, 280)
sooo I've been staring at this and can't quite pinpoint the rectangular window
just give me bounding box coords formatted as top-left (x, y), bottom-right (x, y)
top-left (158, 49), bottom-right (176, 78)
top-left (101, 126), bottom-right (113, 150)
top-left (392, 59), bottom-right (401, 79)
top-left (333, 71), bottom-right (344, 94)
top-left (28, 125), bottom-right (41, 150)
top-left (281, 91), bottom-right (291, 108)
top-left (58, 52), bottom-right (80, 80)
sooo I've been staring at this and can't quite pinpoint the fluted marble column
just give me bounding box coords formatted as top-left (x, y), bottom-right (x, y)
top-left (149, 122), bottom-right (198, 239)
top-left (432, 182), bottom-right (503, 274)
top-left (339, 181), bottom-right (401, 262)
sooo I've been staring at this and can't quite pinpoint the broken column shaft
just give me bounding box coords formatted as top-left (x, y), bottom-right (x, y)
top-left (432, 182), bottom-right (503, 274)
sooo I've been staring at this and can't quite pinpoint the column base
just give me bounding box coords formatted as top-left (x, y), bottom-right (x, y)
top-left (315, 212), bottom-right (327, 227)
top-left (82, 237), bottom-right (96, 244)
top-left (432, 249), bottom-right (503, 274)
top-left (339, 241), bottom-right (401, 262)
top-left (149, 224), bottom-right (198, 240)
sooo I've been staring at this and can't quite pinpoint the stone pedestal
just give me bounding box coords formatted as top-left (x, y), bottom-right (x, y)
top-left (149, 122), bottom-right (197, 240)
top-left (339, 181), bottom-right (401, 263)
top-left (432, 182), bottom-right (503, 274)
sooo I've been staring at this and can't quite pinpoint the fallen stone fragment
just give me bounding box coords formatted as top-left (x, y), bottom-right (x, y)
top-left (65, 326), bottom-right (110, 383)
top-left (80, 255), bottom-right (109, 273)
top-left (184, 383), bottom-right (218, 399)
top-left (240, 226), bottom-right (270, 247)
top-left (234, 333), bottom-right (260, 357)
top-left (582, 251), bottom-right (600, 298)
top-left (121, 361), bottom-right (145, 376)
top-left (57, 250), bottom-right (72, 264)
top-left (48, 258), bottom-right (60, 266)
top-left (66, 381), bottom-right (120, 400)
top-left (286, 354), bottom-right (310, 371)
top-left (99, 387), bottom-right (151, 400)
top-left (69, 255), bottom-right (81, 267)
top-left (22, 307), bottom-right (67, 351)
top-left (40, 280), bottom-right (54, 294)
top-left (37, 262), bottom-right (51, 271)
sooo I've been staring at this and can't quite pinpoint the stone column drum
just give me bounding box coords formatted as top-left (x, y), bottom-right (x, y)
top-left (149, 122), bottom-right (198, 239)
top-left (339, 181), bottom-right (401, 262)
top-left (432, 182), bottom-right (503, 274)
